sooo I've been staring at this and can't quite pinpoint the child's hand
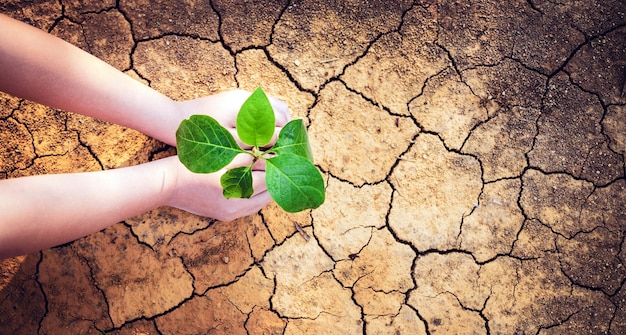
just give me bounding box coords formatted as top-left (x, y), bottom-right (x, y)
top-left (174, 89), bottom-right (291, 148)
top-left (167, 89), bottom-right (291, 220)
top-left (164, 155), bottom-right (269, 221)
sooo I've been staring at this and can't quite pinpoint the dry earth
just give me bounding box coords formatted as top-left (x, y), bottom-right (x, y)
top-left (1, 0), bottom-right (626, 334)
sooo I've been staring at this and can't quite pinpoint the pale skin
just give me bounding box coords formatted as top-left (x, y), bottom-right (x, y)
top-left (0, 14), bottom-right (290, 259)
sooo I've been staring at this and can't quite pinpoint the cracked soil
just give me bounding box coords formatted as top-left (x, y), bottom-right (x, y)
top-left (1, 0), bottom-right (626, 334)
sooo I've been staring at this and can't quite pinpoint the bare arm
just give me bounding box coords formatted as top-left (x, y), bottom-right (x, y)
top-left (0, 14), bottom-right (290, 145)
top-left (0, 156), bottom-right (272, 259)
top-left (0, 13), bottom-right (181, 145)
top-left (0, 157), bottom-right (176, 258)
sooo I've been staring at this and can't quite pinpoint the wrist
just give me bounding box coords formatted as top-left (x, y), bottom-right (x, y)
top-left (153, 156), bottom-right (182, 209)
top-left (154, 99), bottom-right (185, 146)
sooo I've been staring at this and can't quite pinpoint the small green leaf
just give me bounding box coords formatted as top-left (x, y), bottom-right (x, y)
top-left (221, 165), bottom-right (254, 199)
top-left (237, 87), bottom-right (276, 148)
top-left (271, 119), bottom-right (314, 162)
top-left (266, 154), bottom-right (325, 213)
top-left (176, 115), bottom-right (245, 173)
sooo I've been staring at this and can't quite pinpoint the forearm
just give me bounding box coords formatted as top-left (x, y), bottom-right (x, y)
top-left (0, 14), bottom-right (181, 145)
top-left (0, 157), bottom-right (178, 259)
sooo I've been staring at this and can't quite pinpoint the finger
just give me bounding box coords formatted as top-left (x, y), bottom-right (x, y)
top-left (190, 93), bottom-right (240, 127)
top-left (256, 126), bottom-right (283, 149)
top-left (226, 128), bottom-right (254, 150)
top-left (223, 90), bottom-right (251, 127)
top-left (218, 190), bottom-right (272, 221)
top-left (241, 190), bottom-right (273, 217)
top-left (268, 96), bottom-right (291, 126)
top-left (251, 170), bottom-right (268, 194)
top-left (251, 159), bottom-right (266, 171)
top-left (224, 154), bottom-right (268, 173)
top-left (225, 153), bottom-right (255, 169)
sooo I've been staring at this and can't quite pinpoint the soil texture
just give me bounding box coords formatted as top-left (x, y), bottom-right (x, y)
top-left (1, 0), bottom-right (625, 334)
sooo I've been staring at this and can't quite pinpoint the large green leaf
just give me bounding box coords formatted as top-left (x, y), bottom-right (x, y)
top-left (271, 119), bottom-right (314, 162)
top-left (266, 154), bottom-right (325, 213)
top-left (236, 87), bottom-right (275, 148)
top-left (176, 115), bottom-right (245, 173)
top-left (221, 166), bottom-right (254, 199)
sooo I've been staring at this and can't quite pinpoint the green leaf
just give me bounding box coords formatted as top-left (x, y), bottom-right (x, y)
top-left (176, 115), bottom-right (245, 173)
top-left (271, 119), bottom-right (314, 162)
top-left (266, 154), bottom-right (325, 213)
top-left (236, 87), bottom-right (276, 148)
top-left (221, 165), bottom-right (254, 199)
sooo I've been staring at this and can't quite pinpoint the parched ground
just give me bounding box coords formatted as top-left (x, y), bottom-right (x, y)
top-left (1, 0), bottom-right (625, 334)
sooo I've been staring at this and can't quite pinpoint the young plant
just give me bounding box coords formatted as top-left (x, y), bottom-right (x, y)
top-left (175, 87), bottom-right (325, 213)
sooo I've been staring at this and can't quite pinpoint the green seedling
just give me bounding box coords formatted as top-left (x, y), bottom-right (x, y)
top-left (175, 87), bottom-right (325, 213)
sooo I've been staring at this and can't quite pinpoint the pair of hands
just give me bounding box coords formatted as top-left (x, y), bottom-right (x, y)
top-left (166, 90), bottom-right (291, 221)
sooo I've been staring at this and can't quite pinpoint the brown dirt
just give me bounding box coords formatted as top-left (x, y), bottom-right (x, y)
top-left (1, 0), bottom-right (625, 334)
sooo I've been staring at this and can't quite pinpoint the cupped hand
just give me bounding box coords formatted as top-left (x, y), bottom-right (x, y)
top-left (165, 154), bottom-right (270, 221)
top-left (175, 89), bottom-right (291, 149)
